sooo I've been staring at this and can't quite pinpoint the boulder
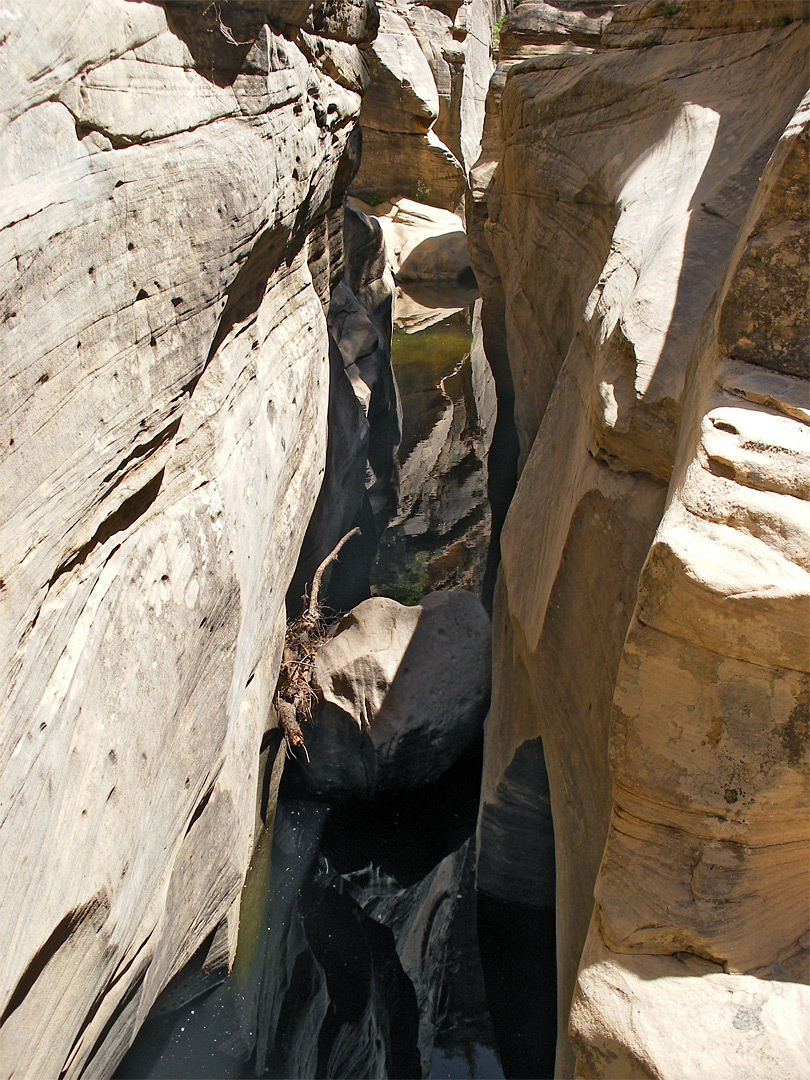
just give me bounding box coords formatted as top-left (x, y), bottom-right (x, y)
top-left (352, 195), bottom-right (473, 281)
top-left (304, 591), bottom-right (491, 796)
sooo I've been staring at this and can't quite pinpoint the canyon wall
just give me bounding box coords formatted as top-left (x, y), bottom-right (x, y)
top-left (473, 2), bottom-right (809, 1077)
top-left (0, 2), bottom-right (385, 1076)
top-left (351, 0), bottom-right (505, 208)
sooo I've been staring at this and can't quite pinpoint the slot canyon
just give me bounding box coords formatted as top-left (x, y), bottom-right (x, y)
top-left (0, 2), bottom-right (807, 1079)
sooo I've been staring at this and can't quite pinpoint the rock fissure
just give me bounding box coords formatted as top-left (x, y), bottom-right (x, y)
top-left (1, 1), bottom-right (808, 1077)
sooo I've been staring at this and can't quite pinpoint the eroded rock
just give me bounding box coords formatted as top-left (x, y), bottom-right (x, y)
top-left (304, 590), bottom-right (491, 796)
top-left (0, 1), bottom-right (377, 1074)
top-left (353, 195), bottom-right (473, 281)
top-left (351, 0), bottom-right (505, 209)
top-left (472, 2), bottom-right (809, 1076)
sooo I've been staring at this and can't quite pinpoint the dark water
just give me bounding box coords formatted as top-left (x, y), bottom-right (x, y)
top-left (117, 746), bottom-right (504, 1080)
top-left (117, 299), bottom-right (507, 1080)
top-left (371, 306), bottom-right (494, 606)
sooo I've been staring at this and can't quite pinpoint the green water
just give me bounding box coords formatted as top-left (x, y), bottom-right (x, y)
top-left (372, 306), bottom-right (491, 606)
top-left (392, 312), bottom-right (475, 463)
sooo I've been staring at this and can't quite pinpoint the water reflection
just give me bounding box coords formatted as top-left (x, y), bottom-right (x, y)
top-left (372, 290), bottom-right (496, 606)
top-left (259, 745), bottom-right (502, 1079)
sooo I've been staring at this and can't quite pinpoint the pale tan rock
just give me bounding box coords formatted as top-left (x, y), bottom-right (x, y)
top-left (472, 3), bottom-right (809, 1077)
top-left (570, 916), bottom-right (810, 1080)
top-left (305, 591), bottom-right (491, 796)
top-left (571, 86), bottom-right (810, 1078)
top-left (353, 195), bottom-right (472, 281)
top-left (0, 2), bottom-right (371, 1075)
top-left (351, 0), bottom-right (504, 209)
top-left (393, 279), bottom-right (480, 332)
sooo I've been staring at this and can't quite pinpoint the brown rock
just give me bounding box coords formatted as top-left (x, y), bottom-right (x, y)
top-left (304, 591), bottom-right (491, 796)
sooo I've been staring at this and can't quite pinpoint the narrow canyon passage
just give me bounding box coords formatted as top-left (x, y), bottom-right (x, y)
top-left (116, 287), bottom-right (540, 1080)
top-left (1, 3), bottom-right (806, 1079)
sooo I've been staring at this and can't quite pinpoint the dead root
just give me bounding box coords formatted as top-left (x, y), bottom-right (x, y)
top-left (274, 528), bottom-right (360, 763)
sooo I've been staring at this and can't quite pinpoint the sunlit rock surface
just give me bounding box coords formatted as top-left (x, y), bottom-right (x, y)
top-left (351, 0), bottom-right (505, 209)
top-left (571, 86), bottom-right (810, 1080)
top-left (0, 1), bottom-right (378, 1075)
top-left (472, 1), bottom-right (809, 1076)
top-left (305, 590), bottom-right (491, 796)
top-left (353, 196), bottom-right (473, 282)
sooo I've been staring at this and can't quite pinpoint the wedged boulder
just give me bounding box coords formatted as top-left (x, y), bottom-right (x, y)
top-left (352, 195), bottom-right (473, 282)
top-left (304, 590), bottom-right (491, 796)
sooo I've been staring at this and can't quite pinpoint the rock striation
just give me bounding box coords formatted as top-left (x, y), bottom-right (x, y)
top-left (351, 0), bottom-right (505, 209)
top-left (472, 2), bottom-right (809, 1077)
top-left (0, 1), bottom-right (385, 1075)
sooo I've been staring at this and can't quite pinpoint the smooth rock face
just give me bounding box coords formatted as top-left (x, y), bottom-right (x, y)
top-left (351, 0), bottom-right (504, 208)
top-left (472, 2), bottom-right (809, 1077)
top-left (0, 1), bottom-right (376, 1075)
top-left (353, 195), bottom-right (473, 281)
top-left (306, 590), bottom-right (491, 796)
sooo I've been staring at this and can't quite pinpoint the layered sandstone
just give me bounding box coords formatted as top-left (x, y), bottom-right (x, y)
top-left (473, 2), bottom-right (809, 1076)
top-left (351, 0), bottom-right (504, 209)
top-left (0, 2), bottom-right (383, 1076)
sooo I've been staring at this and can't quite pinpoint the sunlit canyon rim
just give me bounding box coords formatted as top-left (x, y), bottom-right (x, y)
top-left (0, 2), bottom-right (807, 1079)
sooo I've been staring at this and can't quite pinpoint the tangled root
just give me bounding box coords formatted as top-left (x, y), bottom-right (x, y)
top-left (274, 528), bottom-right (360, 762)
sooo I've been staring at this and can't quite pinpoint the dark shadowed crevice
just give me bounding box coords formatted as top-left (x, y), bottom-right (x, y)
top-left (48, 468), bottom-right (164, 587)
top-left (477, 894), bottom-right (557, 1080)
top-left (101, 419), bottom-right (181, 486)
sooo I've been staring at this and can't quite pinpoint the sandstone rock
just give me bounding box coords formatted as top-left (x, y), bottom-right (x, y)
top-left (393, 278), bottom-right (481, 332)
top-left (0, 2), bottom-right (372, 1075)
top-left (569, 85), bottom-right (810, 1080)
top-left (571, 919), bottom-right (810, 1080)
top-left (351, 0), bottom-right (504, 209)
top-left (472, 3), bottom-right (809, 1076)
top-left (353, 195), bottom-right (473, 281)
top-left (304, 591), bottom-right (491, 796)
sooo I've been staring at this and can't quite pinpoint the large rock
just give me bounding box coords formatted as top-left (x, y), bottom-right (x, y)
top-left (570, 85), bottom-right (810, 1080)
top-left (304, 590), bottom-right (491, 796)
top-left (353, 195), bottom-right (473, 281)
top-left (472, 2), bottom-right (809, 1077)
top-left (0, 1), bottom-right (377, 1075)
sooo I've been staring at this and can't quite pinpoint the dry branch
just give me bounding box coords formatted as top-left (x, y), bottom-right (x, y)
top-left (307, 526), bottom-right (360, 620)
top-left (274, 527), bottom-right (361, 760)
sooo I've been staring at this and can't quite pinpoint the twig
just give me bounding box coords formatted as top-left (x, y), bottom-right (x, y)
top-left (273, 526), bottom-right (361, 766)
top-left (307, 527), bottom-right (361, 620)
top-left (210, 2), bottom-right (253, 46)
